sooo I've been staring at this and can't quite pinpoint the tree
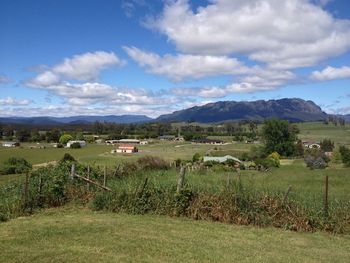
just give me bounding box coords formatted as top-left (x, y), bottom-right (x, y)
top-left (320, 139), bottom-right (334, 152)
top-left (2, 157), bottom-right (32, 174)
top-left (192, 153), bottom-right (201, 163)
top-left (59, 134), bottom-right (73, 145)
top-left (339, 146), bottom-right (350, 167)
top-left (262, 119), bottom-right (298, 157)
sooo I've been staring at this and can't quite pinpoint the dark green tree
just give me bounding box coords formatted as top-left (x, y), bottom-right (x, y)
top-left (262, 119), bottom-right (299, 156)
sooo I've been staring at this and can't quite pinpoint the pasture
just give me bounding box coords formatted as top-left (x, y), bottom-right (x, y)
top-left (0, 206), bottom-right (349, 263)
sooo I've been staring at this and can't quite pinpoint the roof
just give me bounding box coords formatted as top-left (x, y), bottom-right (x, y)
top-left (2, 141), bottom-right (19, 144)
top-left (159, 135), bottom-right (176, 139)
top-left (203, 155), bottom-right (242, 164)
top-left (118, 139), bottom-right (140, 143)
top-left (192, 138), bottom-right (223, 143)
top-left (118, 144), bottom-right (137, 150)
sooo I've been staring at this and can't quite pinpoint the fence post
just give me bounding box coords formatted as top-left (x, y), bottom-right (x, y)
top-left (103, 166), bottom-right (107, 187)
top-left (70, 164), bottom-right (76, 180)
top-left (87, 165), bottom-right (90, 191)
top-left (177, 165), bottom-right (186, 193)
top-left (23, 172), bottom-right (30, 208)
top-left (324, 176), bottom-right (329, 218)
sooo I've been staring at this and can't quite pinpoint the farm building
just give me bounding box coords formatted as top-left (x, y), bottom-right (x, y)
top-left (192, 139), bottom-right (224, 145)
top-left (159, 135), bottom-right (176, 140)
top-left (66, 140), bottom-right (87, 148)
top-left (203, 155), bottom-right (242, 164)
top-left (140, 140), bottom-right (149, 145)
top-left (2, 141), bottom-right (20, 147)
top-left (106, 139), bottom-right (141, 145)
top-left (302, 141), bottom-right (321, 149)
top-left (111, 144), bottom-right (138, 154)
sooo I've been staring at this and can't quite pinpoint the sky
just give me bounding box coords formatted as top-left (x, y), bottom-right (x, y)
top-left (1, 0), bottom-right (350, 118)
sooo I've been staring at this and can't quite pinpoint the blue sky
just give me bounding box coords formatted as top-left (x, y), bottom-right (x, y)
top-left (1, 0), bottom-right (350, 117)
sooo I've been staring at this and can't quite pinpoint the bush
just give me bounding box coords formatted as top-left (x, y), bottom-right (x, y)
top-left (59, 134), bottom-right (73, 145)
top-left (192, 153), bottom-right (201, 163)
top-left (2, 157), bottom-right (32, 174)
top-left (137, 156), bottom-right (169, 170)
top-left (70, 142), bottom-right (81, 149)
top-left (304, 149), bottom-right (329, 169)
top-left (60, 153), bottom-right (76, 163)
top-left (267, 152), bottom-right (281, 167)
top-left (320, 139), bottom-right (334, 152)
top-left (339, 146), bottom-right (350, 167)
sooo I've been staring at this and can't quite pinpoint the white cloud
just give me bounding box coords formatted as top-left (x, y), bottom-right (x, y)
top-left (311, 66), bottom-right (350, 81)
top-left (172, 68), bottom-right (297, 97)
top-left (123, 46), bottom-right (248, 81)
top-left (27, 51), bottom-right (125, 87)
top-left (0, 75), bottom-right (12, 84)
top-left (150, 0), bottom-right (350, 69)
top-left (0, 97), bottom-right (32, 106)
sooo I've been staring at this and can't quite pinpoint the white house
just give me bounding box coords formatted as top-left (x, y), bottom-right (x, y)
top-left (2, 141), bottom-right (20, 147)
top-left (66, 140), bottom-right (86, 148)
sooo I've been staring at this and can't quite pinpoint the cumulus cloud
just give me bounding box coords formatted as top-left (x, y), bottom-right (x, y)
top-left (0, 75), bottom-right (12, 84)
top-left (123, 46), bottom-right (248, 81)
top-left (26, 51), bottom-right (125, 87)
top-left (0, 97), bottom-right (32, 106)
top-left (311, 66), bottom-right (350, 81)
top-left (172, 68), bottom-right (297, 97)
top-left (149, 0), bottom-right (350, 69)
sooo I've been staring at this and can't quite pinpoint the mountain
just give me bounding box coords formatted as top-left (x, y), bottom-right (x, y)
top-left (157, 98), bottom-right (328, 123)
top-left (0, 115), bottom-right (153, 125)
top-left (343, 114), bottom-right (350, 122)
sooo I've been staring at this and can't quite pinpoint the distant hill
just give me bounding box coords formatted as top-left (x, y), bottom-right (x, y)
top-left (157, 98), bottom-right (328, 123)
top-left (0, 115), bottom-right (153, 125)
top-left (343, 114), bottom-right (350, 122)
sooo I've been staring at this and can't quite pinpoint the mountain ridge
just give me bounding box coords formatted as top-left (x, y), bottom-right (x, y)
top-left (157, 98), bottom-right (328, 123)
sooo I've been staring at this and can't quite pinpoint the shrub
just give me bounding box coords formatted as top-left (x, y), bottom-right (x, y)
top-left (304, 149), bottom-right (329, 169)
top-left (2, 157), bottom-right (32, 174)
top-left (59, 134), bottom-right (73, 145)
top-left (70, 142), bottom-right (81, 149)
top-left (192, 153), bottom-right (201, 163)
top-left (267, 152), bottom-right (281, 167)
top-left (137, 156), bottom-right (169, 170)
top-left (339, 146), bottom-right (350, 167)
top-left (60, 153), bottom-right (76, 163)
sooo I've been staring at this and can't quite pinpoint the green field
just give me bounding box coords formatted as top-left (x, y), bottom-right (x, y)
top-left (0, 206), bottom-right (349, 263)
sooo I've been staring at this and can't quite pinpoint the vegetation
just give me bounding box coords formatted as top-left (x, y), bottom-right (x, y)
top-left (339, 146), bottom-right (350, 167)
top-left (59, 134), bottom-right (73, 145)
top-left (1, 207), bottom-right (349, 263)
top-left (262, 119), bottom-right (299, 156)
top-left (1, 157), bottom-right (32, 175)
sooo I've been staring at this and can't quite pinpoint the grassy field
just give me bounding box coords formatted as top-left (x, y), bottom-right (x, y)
top-left (0, 206), bottom-right (349, 263)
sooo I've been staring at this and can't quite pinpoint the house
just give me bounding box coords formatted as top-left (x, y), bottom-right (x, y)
top-left (192, 139), bottom-right (224, 145)
top-left (66, 140), bottom-right (87, 148)
top-left (105, 139), bottom-right (140, 145)
top-left (2, 141), bottom-right (20, 147)
top-left (203, 155), bottom-right (242, 164)
top-left (111, 144), bottom-right (138, 154)
top-left (159, 135), bottom-right (176, 141)
top-left (140, 140), bottom-right (149, 145)
top-left (302, 141), bottom-right (321, 149)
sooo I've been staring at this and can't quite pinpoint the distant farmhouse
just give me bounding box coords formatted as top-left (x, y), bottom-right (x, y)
top-left (66, 140), bottom-right (87, 148)
top-left (105, 139), bottom-right (148, 145)
top-left (302, 141), bottom-right (321, 149)
top-left (158, 135), bottom-right (184, 141)
top-left (111, 144), bottom-right (138, 154)
top-left (2, 141), bottom-right (20, 147)
top-left (204, 155), bottom-right (242, 164)
top-left (192, 139), bottom-right (224, 145)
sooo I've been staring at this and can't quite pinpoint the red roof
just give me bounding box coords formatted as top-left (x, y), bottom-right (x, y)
top-left (118, 144), bottom-right (136, 150)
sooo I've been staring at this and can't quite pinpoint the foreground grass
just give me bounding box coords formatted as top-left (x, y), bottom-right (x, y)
top-left (0, 206), bottom-right (349, 263)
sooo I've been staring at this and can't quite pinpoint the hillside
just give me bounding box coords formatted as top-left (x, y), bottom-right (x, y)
top-left (157, 98), bottom-right (328, 123)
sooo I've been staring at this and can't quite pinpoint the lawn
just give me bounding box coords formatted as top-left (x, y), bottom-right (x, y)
top-left (0, 206), bottom-right (349, 263)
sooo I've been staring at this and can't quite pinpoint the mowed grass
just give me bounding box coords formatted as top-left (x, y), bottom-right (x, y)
top-left (297, 122), bottom-right (350, 146)
top-left (0, 206), bottom-right (349, 263)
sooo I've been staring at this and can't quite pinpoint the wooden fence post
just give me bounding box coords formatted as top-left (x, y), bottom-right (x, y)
top-left (324, 176), bottom-right (329, 218)
top-left (177, 166), bottom-right (186, 193)
top-left (103, 166), bottom-right (107, 187)
top-left (23, 172), bottom-right (30, 208)
top-left (70, 164), bottom-right (76, 180)
top-left (87, 165), bottom-right (90, 191)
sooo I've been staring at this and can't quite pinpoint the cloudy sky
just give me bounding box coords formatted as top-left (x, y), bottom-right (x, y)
top-left (1, 0), bottom-right (350, 117)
